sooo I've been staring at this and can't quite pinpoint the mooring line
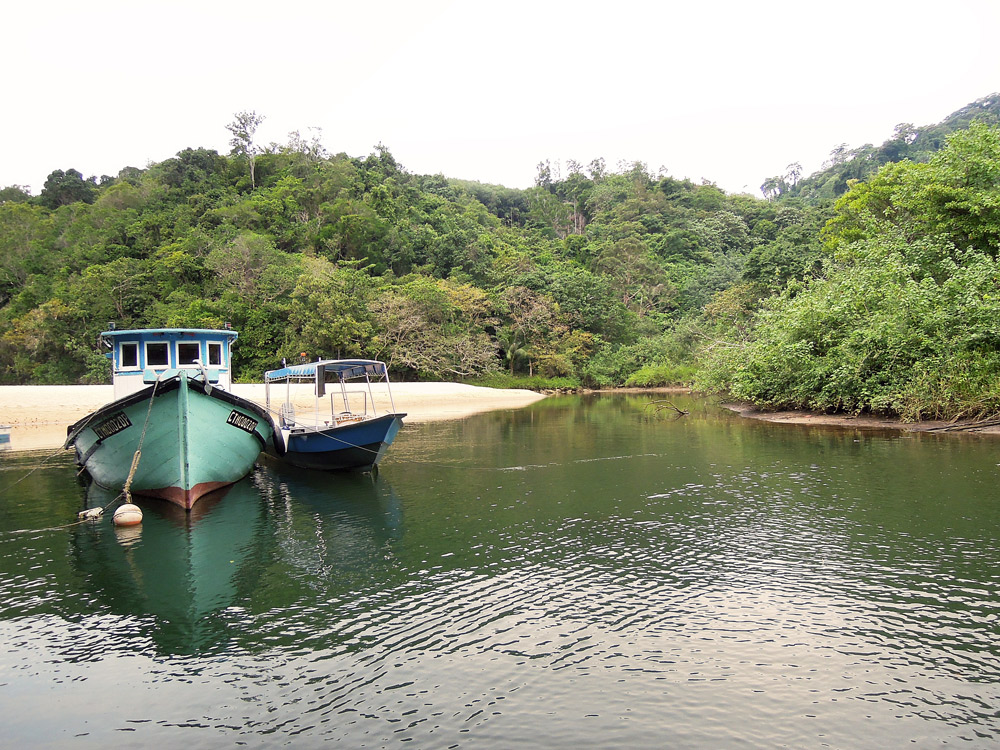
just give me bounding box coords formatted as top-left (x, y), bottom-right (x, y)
top-left (1, 376), bottom-right (161, 525)
top-left (122, 376), bottom-right (160, 504)
top-left (0, 386), bottom-right (111, 496)
top-left (0, 487), bottom-right (128, 536)
top-left (0, 446), bottom-right (68, 495)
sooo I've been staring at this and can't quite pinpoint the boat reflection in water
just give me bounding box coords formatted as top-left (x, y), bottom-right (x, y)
top-left (71, 473), bottom-right (273, 655)
top-left (256, 465), bottom-right (403, 593)
top-left (70, 465), bottom-right (404, 655)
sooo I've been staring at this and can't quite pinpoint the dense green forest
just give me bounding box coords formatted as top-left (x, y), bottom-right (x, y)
top-left (3, 96), bottom-right (1000, 421)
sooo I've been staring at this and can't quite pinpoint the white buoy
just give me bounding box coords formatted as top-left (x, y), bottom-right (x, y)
top-left (113, 503), bottom-right (143, 526)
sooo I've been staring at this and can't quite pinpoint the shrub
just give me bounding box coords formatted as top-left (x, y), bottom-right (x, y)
top-left (625, 364), bottom-right (697, 387)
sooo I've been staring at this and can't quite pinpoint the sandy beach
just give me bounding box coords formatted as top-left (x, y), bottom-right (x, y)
top-left (0, 382), bottom-right (548, 452)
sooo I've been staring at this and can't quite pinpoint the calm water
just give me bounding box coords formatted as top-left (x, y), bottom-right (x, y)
top-left (1, 394), bottom-right (999, 748)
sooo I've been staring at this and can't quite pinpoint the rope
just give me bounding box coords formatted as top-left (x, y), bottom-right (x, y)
top-left (257, 398), bottom-right (388, 458)
top-left (0, 446), bottom-right (71, 494)
top-left (305, 425), bottom-right (383, 455)
top-left (123, 450), bottom-right (142, 503)
top-left (122, 375), bottom-right (160, 503)
top-left (0, 379), bottom-right (129, 497)
top-left (5, 375), bottom-right (162, 531)
top-left (288, 424), bottom-right (538, 471)
top-left (0, 488), bottom-right (129, 536)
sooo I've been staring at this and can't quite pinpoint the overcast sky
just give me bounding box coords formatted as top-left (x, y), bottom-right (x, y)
top-left (5, 0), bottom-right (1000, 197)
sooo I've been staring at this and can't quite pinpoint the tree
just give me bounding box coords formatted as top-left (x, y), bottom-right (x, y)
top-left (206, 233), bottom-right (299, 301)
top-left (78, 257), bottom-right (154, 322)
top-left (595, 239), bottom-right (673, 317)
top-left (760, 176), bottom-right (785, 201)
top-left (154, 148), bottom-right (227, 191)
top-left (785, 162), bottom-right (802, 187)
top-left (0, 185), bottom-right (31, 203)
top-left (284, 127), bottom-right (327, 161)
top-left (824, 122), bottom-right (1000, 265)
top-left (587, 157), bottom-right (607, 182)
top-left (500, 285), bottom-right (557, 375)
top-left (526, 188), bottom-right (575, 238)
top-left (227, 110), bottom-right (266, 189)
top-left (0, 202), bottom-right (51, 305)
top-left (535, 160), bottom-right (554, 190)
top-left (497, 327), bottom-right (528, 375)
top-left (288, 258), bottom-right (381, 359)
top-left (371, 278), bottom-right (498, 378)
top-left (743, 224), bottom-right (823, 287)
top-left (38, 169), bottom-right (97, 208)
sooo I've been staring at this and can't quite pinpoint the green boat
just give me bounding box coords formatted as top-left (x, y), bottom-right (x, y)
top-left (65, 328), bottom-right (279, 510)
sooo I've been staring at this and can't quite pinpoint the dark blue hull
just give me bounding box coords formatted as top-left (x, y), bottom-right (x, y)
top-left (268, 413), bottom-right (405, 471)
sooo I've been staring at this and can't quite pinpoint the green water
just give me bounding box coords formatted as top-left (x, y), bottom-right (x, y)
top-left (1, 394), bottom-right (999, 747)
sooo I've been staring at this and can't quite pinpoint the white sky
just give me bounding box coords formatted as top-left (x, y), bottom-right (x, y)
top-left (4, 0), bottom-right (1000, 196)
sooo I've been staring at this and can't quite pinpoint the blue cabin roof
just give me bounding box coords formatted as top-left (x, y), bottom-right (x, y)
top-left (101, 328), bottom-right (238, 340)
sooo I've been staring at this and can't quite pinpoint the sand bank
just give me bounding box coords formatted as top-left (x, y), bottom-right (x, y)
top-left (0, 383), bottom-right (547, 452)
top-left (725, 403), bottom-right (1000, 435)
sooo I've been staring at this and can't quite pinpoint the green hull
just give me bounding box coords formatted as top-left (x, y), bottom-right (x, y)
top-left (66, 375), bottom-right (275, 510)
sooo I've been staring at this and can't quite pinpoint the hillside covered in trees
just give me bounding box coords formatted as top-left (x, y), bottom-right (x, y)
top-left (3, 96), bottom-right (1000, 421)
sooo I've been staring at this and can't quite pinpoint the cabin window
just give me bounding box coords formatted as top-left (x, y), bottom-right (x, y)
top-left (177, 342), bottom-right (201, 365)
top-left (120, 342), bottom-right (139, 369)
top-left (207, 342), bottom-right (223, 366)
top-left (146, 342), bottom-right (170, 368)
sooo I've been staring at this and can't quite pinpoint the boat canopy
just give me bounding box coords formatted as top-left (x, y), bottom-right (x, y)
top-left (264, 359), bottom-right (389, 384)
top-left (263, 359), bottom-right (397, 418)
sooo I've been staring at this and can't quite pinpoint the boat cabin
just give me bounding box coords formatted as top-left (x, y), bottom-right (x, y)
top-left (101, 328), bottom-right (237, 399)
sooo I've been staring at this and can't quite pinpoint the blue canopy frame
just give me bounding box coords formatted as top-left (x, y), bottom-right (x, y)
top-left (263, 359), bottom-right (398, 422)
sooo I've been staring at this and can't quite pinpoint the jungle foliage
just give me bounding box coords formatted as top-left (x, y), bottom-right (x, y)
top-left (3, 96), bottom-right (1000, 421)
top-left (700, 121), bottom-right (1000, 420)
top-left (0, 129), bottom-right (772, 385)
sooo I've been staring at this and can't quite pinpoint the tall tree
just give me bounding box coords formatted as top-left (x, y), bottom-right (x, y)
top-left (227, 110), bottom-right (266, 189)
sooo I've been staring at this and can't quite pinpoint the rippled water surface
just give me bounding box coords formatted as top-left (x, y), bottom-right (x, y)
top-left (2, 394), bottom-right (999, 748)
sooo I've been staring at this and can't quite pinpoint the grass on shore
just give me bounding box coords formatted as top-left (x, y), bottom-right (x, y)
top-left (463, 374), bottom-right (581, 391)
top-left (465, 364), bottom-right (696, 392)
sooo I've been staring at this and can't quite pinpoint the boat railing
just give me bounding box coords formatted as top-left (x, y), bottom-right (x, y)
top-left (264, 359), bottom-right (399, 429)
top-left (328, 389), bottom-right (372, 422)
top-left (277, 389), bottom-right (377, 430)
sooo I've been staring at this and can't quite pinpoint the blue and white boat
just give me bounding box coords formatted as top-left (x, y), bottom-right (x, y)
top-left (263, 359), bottom-right (405, 472)
top-left (65, 328), bottom-right (278, 510)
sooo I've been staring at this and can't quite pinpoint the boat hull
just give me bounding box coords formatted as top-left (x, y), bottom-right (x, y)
top-left (66, 376), bottom-right (275, 510)
top-left (269, 413), bottom-right (405, 471)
